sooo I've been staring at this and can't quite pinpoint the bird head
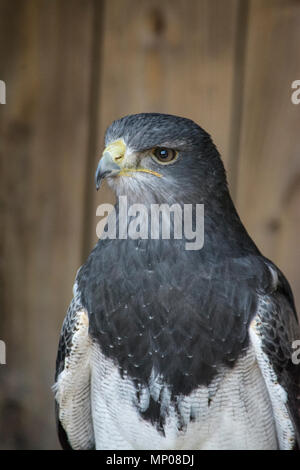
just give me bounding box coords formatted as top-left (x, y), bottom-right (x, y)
top-left (95, 113), bottom-right (228, 205)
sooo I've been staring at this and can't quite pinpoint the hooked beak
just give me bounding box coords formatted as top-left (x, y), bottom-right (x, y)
top-left (95, 151), bottom-right (121, 190)
top-left (95, 138), bottom-right (163, 190)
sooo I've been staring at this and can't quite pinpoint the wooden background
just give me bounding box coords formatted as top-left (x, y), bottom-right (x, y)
top-left (0, 0), bottom-right (299, 449)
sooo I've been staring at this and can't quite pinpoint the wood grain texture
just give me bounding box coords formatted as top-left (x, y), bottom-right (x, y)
top-left (236, 0), bottom-right (300, 312)
top-left (0, 0), bottom-right (94, 449)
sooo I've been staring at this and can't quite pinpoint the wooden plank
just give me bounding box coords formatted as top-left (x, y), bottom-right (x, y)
top-left (0, 0), bottom-right (94, 449)
top-left (236, 0), bottom-right (300, 312)
top-left (87, 0), bottom-right (242, 250)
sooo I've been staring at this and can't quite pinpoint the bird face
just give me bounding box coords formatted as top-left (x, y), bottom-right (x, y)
top-left (95, 113), bottom-right (227, 204)
top-left (95, 138), bottom-right (169, 185)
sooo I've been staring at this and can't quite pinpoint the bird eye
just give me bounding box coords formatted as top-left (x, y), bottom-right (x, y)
top-left (152, 148), bottom-right (177, 164)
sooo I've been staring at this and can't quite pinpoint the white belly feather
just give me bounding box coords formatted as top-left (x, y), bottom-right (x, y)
top-left (90, 343), bottom-right (277, 450)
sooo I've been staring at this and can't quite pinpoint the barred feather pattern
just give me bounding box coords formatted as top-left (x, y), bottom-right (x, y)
top-left (54, 309), bottom-right (94, 450)
top-left (250, 293), bottom-right (300, 449)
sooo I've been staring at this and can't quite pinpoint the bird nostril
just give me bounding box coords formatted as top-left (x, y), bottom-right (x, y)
top-left (115, 155), bottom-right (123, 162)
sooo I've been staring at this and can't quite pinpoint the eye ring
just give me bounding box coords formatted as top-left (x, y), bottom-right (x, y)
top-left (152, 147), bottom-right (178, 165)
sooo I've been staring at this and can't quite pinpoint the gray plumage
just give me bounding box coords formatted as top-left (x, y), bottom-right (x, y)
top-left (54, 113), bottom-right (300, 450)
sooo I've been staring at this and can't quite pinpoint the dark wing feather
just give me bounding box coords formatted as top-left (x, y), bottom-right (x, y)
top-left (54, 297), bottom-right (81, 450)
top-left (55, 401), bottom-right (73, 450)
top-left (251, 260), bottom-right (300, 449)
top-left (55, 296), bottom-right (81, 381)
top-left (54, 287), bottom-right (94, 450)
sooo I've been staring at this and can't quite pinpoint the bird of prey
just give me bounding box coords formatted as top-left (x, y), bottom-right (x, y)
top-left (54, 113), bottom-right (300, 450)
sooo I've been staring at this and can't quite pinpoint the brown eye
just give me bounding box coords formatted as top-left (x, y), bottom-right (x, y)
top-left (152, 147), bottom-right (177, 164)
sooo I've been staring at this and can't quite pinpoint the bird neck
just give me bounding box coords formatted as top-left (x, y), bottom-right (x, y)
top-left (99, 191), bottom-right (259, 257)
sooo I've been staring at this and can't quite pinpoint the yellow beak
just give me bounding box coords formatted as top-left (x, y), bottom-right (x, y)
top-left (95, 139), bottom-right (162, 190)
